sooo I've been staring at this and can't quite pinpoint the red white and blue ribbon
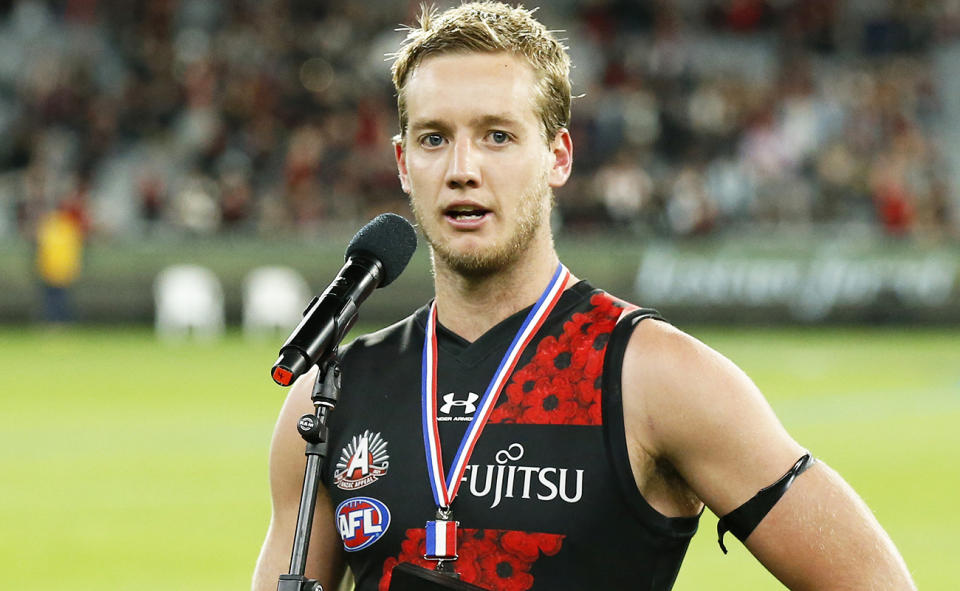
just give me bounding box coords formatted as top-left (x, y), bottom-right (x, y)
top-left (421, 263), bottom-right (570, 509)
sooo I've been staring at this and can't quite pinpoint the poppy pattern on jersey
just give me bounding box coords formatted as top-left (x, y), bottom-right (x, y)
top-left (488, 293), bottom-right (633, 426)
top-left (379, 528), bottom-right (565, 591)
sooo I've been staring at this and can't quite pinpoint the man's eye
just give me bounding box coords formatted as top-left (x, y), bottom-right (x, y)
top-left (489, 131), bottom-right (511, 144)
top-left (421, 134), bottom-right (444, 147)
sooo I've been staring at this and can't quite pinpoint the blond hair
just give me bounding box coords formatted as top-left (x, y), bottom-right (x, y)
top-left (390, 2), bottom-right (571, 144)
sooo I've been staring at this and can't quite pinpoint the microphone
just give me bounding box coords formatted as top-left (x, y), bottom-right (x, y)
top-left (270, 213), bottom-right (418, 386)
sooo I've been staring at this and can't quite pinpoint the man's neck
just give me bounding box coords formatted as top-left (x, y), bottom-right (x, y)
top-left (432, 240), bottom-right (574, 343)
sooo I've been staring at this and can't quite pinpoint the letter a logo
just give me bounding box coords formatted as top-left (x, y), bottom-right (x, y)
top-left (335, 431), bottom-right (390, 491)
top-left (344, 436), bottom-right (370, 479)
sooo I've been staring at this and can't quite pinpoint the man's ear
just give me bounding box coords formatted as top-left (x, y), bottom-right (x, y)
top-left (394, 136), bottom-right (411, 194)
top-left (547, 128), bottom-right (573, 188)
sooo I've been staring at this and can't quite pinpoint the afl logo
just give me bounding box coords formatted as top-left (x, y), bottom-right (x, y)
top-left (335, 497), bottom-right (390, 552)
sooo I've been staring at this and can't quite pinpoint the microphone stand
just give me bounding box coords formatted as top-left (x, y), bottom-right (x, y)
top-left (277, 353), bottom-right (341, 591)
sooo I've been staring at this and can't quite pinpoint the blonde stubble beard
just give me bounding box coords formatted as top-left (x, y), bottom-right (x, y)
top-left (409, 173), bottom-right (554, 279)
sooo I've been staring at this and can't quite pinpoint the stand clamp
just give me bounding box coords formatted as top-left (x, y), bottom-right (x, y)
top-left (277, 574), bottom-right (321, 591)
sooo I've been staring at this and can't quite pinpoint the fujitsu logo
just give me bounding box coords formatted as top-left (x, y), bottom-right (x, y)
top-left (437, 391), bottom-right (479, 422)
top-left (334, 430), bottom-right (390, 490)
top-left (460, 443), bottom-right (584, 509)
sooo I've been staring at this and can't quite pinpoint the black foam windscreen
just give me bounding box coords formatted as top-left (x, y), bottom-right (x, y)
top-left (345, 213), bottom-right (417, 287)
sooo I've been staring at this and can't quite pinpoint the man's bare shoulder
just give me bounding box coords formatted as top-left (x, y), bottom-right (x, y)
top-left (621, 316), bottom-right (707, 374)
top-left (619, 317), bottom-right (746, 432)
top-left (618, 317), bottom-right (806, 509)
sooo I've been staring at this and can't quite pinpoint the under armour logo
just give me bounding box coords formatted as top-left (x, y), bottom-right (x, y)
top-left (440, 392), bottom-right (479, 415)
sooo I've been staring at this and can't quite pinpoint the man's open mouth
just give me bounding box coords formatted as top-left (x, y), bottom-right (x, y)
top-left (444, 205), bottom-right (490, 220)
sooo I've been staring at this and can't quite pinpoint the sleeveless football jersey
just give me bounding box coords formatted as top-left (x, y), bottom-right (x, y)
top-left (321, 281), bottom-right (699, 591)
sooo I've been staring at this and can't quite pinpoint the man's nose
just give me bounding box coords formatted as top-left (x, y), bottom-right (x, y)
top-left (444, 139), bottom-right (481, 189)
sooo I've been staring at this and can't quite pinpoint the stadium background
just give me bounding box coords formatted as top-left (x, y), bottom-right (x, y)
top-left (0, 0), bottom-right (958, 589)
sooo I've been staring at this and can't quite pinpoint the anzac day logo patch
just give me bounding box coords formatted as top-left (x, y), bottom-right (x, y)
top-left (336, 496), bottom-right (390, 552)
top-left (334, 430), bottom-right (390, 490)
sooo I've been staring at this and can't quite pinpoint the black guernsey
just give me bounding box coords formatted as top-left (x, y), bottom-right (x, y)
top-left (320, 281), bottom-right (699, 591)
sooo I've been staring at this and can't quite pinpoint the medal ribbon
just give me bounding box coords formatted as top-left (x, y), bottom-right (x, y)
top-left (421, 263), bottom-right (570, 508)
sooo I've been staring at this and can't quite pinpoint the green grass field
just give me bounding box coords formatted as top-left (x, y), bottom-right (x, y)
top-left (0, 325), bottom-right (956, 590)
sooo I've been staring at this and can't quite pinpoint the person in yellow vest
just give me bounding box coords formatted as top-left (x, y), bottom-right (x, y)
top-left (35, 202), bottom-right (86, 323)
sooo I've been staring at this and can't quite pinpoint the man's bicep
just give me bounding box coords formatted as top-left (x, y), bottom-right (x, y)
top-left (622, 322), bottom-right (914, 588)
top-left (744, 461), bottom-right (915, 589)
top-left (622, 321), bottom-right (806, 517)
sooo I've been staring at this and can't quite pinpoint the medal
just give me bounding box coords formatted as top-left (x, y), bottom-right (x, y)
top-left (425, 506), bottom-right (458, 561)
top-left (420, 263), bottom-right (570, 572)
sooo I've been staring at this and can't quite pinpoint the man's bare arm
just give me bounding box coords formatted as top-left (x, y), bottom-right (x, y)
top-left (253, 367), bottom-right (347, 591)
top-left (621, 320), bottom-right (915, 590)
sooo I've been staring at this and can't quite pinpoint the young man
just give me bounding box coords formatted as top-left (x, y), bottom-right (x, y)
top-left (254, 3), bottom-right (915, 590)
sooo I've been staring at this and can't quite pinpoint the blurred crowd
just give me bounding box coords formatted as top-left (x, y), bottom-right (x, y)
top-left (1, 0), bottom-right (959, 244)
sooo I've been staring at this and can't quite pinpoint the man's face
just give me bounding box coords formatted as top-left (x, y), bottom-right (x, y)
top-left (395, 52), bottom-right (572, 277)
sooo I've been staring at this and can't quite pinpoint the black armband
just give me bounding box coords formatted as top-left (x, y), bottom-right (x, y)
top-left (717, 453), bottom-right (816, 554)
